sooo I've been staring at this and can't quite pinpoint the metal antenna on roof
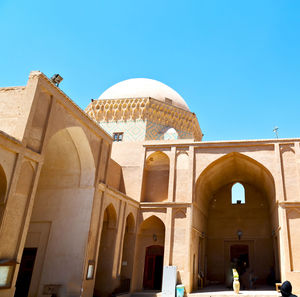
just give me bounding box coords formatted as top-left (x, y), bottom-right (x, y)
top-left (273, 126), bottom-right (279, 139)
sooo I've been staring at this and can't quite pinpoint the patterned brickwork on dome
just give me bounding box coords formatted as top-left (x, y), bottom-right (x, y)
top-left (85, 97), bottom-right (202, 141)
top-left (146, 98), bottom-right (202, 140)
top-left (145, 120), bottom-right (193, 140)
top-left (85, 97), bottom-right (150, 122)
top-left (100, 120), bottom-right (146, 142)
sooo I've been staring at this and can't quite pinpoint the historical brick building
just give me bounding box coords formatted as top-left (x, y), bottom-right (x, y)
top-left (0, 72), bottom-right (299, 297)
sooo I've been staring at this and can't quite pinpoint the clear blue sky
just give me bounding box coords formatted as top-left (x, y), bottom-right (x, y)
top-left (1, 0), bottom-right (299, 141)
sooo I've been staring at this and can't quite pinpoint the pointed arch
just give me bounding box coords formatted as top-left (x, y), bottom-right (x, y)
top-left (38, 127), bottom-right (96, 189)
top-left (65, 127), bottom-right (96, 187)
top-left (194, 152), bottom-right (278, 287)
top-left (104, 203), bottom-right (117, 229)
top-left (94, 203), bottom-right (118, 297)
top-left (195, 152), bottom-right (275, 209)
top-left (125, 212), bottom-right (135, 233)
top-left (139, 215), bottom-right (166, 233)
top-left (27, 126), bottom-right (97, 297)
top-left (119, 212), bottom-right (136, 293)
top-left (133, 215), bottom-right (165, 291)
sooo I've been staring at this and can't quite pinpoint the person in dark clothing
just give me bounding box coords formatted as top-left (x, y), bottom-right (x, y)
top-left (280, 281), bottom-right (297, 297)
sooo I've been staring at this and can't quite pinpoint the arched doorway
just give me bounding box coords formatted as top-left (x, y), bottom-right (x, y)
top-left (94, 204), bottom-right (118, 297)
top-left (132, 215), bottom-right (165, 291)
top-left (195, 153), bottom-right (278, 290)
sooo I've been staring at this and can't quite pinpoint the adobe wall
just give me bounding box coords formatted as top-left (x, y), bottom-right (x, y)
top-left (0, 71), bottom-right (115, 297)
top-left (142, 140), bottom-right (300, 294)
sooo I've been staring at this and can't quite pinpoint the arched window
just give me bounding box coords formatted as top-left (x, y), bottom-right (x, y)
top-left (231, 182), bottom-right (245, 204)
top-left (164, 128), bottom-right (178, 140)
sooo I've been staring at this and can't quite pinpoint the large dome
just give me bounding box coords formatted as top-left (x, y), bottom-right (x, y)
top-left (99, 78), bottom-right (189, 111)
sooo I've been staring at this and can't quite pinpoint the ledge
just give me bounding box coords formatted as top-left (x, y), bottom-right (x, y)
top-left (279, 201), bottom-right (300, 208)
top-left (143, 138), bottom-right (300, 148)
top-left (140, 202), bottom-right (192, 208)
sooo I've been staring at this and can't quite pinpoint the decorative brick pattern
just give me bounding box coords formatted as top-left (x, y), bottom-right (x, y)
top-left (85, 97), bottom-right (202, 142)
top-left (145, 121), bottom-right (193, 140)
top-left (100, 120), bottom-right (146, 142)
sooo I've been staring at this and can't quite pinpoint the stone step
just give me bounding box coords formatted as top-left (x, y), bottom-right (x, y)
top-left (130, 291), bottom-right (162, 297)
top-left (188, 290), bottom-right (279, 297)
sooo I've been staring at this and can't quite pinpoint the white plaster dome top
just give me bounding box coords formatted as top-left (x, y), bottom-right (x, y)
top-left (99, 78), bottom-right (189, 111)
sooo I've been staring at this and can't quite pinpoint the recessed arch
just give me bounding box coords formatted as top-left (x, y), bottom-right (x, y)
top-left (195, 152), bottom-right (275, 211)
top-left (139, 215), bottom-right (166, 233)
top-left (125, 212), bottom-right (135, 233)
top-left (103, 203), bottom-right (117, 229)
top-left (119, 212), bottom-right (136, 293)
top-left (94, 203), bottom-right (118, 297)
top-left (132, 215), bottom-right (165, 291)
top-left (142, 152), bottom-right (170, 202)
top-left (21, 126), bottom-right (97, 297)
top-left (194, 152), bottom-right (278, 288)
top-left (65, 127), bottom-right (96, 187)
top-left (38, 127), bottom-right (96, 189)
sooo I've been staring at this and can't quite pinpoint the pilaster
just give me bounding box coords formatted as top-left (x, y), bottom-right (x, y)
top-left (164, 207), bottom-right (173, 266)
top-left (168, 146), bottom-right (176, 202)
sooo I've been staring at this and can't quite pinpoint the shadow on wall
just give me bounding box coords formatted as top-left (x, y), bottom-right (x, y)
top-left (141, 152), bottom-right (169, 202)
top-left (94, 204), bottom-right (118, 297)
top-left (19, 126), bottom-right (96, 297)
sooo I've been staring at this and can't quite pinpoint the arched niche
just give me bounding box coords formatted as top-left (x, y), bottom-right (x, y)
top-left (38, 127), bottom-right (95, 189)
top-left (94, 204), bottom-right (118, 297)
top-left (194, 152), bottom-right (278, 288)
top-left (103, 203), bottom-right (117, 229)
top-left (132, 215), bottom-right (165, 291)
top-left (120, 213), bottom-right (136, 293)
top-left (142, 152), bottom-right (170, 202)
top-left (23, 126), bottom-right (96, 297)
top-left (171, 209), bottom-right (187, 271)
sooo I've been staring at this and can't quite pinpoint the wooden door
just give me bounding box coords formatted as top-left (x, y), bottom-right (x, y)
top-left (143, 245), bottom-right (164, 290)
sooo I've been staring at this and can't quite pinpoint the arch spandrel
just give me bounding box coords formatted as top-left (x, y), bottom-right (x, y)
top-left (195, 152), bottom-right (276, 210)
